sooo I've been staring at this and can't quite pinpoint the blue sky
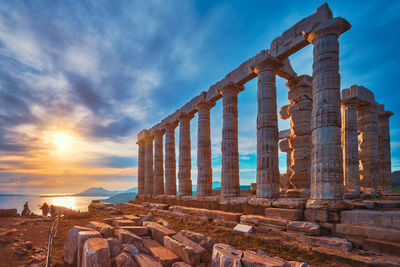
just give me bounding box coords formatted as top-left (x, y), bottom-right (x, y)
top-left (0, 0), bottom-right (399, 194)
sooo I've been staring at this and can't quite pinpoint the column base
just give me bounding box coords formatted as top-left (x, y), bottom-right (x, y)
top-left (285, 188), bottom-right (310, 198)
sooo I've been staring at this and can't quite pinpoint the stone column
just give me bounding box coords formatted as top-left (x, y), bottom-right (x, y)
top-left (195, 99), bottom-right (215, 196)
top-left (341, 96), bottom-right (360, 196)
top-left (152, 129), bottom-right (165, 195)
top-left (164, 122), bottom-right (178, 195)
top-left (358, 102), bottom-right (379, 195)
top-left (144, 134), bottom-right (154, 195)
top-left (136, 139), bottom-right (145, 195)
top-left (286, 75), bottom-right (313, 197)
top-left (220, 82), bottom-right (243, 197)
top-left (178, 112), bottom-right (194, 196)
top-left (279, 137), bottom-right (292, 192)
top-left (378, 106), bottom-right (394, 195)
top-left (250, 55), bottom-right (282, 198)
top-left (305, 18), bottom-right (351, 200)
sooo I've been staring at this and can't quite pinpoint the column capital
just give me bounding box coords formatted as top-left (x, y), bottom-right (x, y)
top-left (150, 128), bottom-right (165, 137)
top-left (136, 139), bottom-right (145, 145)
top-left (341, 96), bottom-right (360, 106)
top-left (177, 110), bottom-right (194, 121)
top-left (304, 17), bottom-right (351, 44)
top-left (379, 110), bottom-right (394, 118)
top-left (194, 99), bottom-right (215, 111)
top-left (143, 135), bottom-right (154, 142)
top-left (162, 121), bottom-right (179, 131)
top-left (286, 75), bottom-right (312, 89)
top-left (219, 82), bottom-right (244, 96)
top-left (249, 53), bottom-right (283, 75)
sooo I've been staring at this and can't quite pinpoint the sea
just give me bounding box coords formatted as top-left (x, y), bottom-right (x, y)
top-left (0, 195), bottom-right (109, 215)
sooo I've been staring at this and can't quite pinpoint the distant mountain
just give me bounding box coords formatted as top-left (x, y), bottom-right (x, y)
top-left (102, 192), bottom-right (137, 204)
top-left (75, 187), bottom-right (117, 196)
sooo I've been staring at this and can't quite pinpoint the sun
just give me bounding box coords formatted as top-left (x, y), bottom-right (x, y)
top-left (52, 132), bottom-right (72, 151)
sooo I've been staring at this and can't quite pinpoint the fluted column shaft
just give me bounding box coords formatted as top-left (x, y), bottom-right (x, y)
top-left (144, 136), bottom-right (154, 194)
top-left (286, 75), bottom-right (313, 196)
top-left (358, 103), bottom-right (379, 194)
top-left (137, 140), bottom-right (145, 195)
top-left (220, 84), bottom-right (242, 197)
top-left (153, 130), bottom-right (165, 195)
top-left (306, 18), bottom-right (350, 200)
top-left (378, 110), bottom-right (394, 194)
top-left (164, 122), bottom-right (178, 195)
top-left (255, 62), bottom-right (280, 198)
top-left (178, 113), bottom-right (194, 196)
top-left (341, 98), bottom-right (360, 195)
top-left (196, 100), bottom-right (215, 196)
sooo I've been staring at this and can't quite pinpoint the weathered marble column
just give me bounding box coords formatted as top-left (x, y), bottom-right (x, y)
top-left (305, 18), bottom-right (351, 200)
top-left (220, 82), bottom-right (243, 197)
top-left (144, 134), bottom-right (154, 195)
top-left (178, 111), bottom-right (194, 196)
top-left (136, 139), bottom-right (145, 195)
top-left (378, 105), bottom-right (394, 195)
top-left (195, 99), bottom-right (215, 196)
top-left (286, 75), bottom-right (313, 197)
top-left (358, 102), bottom-right (379, 195)
top-left (164, 122), bottom-right (178, 195)
top-left (152, 129), bottom-right (165, 195)
top-left (250, 55), bottom-right (282, 198)
top-left (341, 96), bottom-right (360, 196)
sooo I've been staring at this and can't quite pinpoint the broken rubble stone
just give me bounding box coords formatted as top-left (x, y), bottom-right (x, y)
top-left (81, 237), bottom-right (111, 267)
top-left (147, 222), bottom-right (176, 244)
top-left (113, 252), bottom-right (138, 267)
top-left (172, 262), bottom-right (192, 267)
top-left (87, 221), bottom-right (114, 238)
top-left (134, 253), bottom-right (163, 267)
top-left (122, 243), bottom-right (139, 256)
top-left (106, 237), bottom-right (121, 258)
top-left (286, 221), bottom-right (320, 236)
top-left (172, 233), bottom-right (210, 263)
top-left (179, 230), bottom-right (216, 252)
top-left (63, 226), bottom-right (93, 264)
top-left (142, 238), bottom-right (180, 266)
top-left (119, 226), bottom-right (149, 236)
top-left (211, 243), bottom-right (242, 267)
top-left (116, 229), bottom-right (148, 254)
top-left (77, 230), bottom-right (102, 267)
top-left (164, 236), bottom-right (200, 266)
top-left (242, 250), bottom-right (290, 267)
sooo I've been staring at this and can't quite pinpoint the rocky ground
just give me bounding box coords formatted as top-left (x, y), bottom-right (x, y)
top-left (0, 204), bottom-right (359, 267)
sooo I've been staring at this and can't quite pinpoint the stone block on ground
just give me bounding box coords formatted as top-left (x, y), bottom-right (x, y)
top-left (114, 219), bottom-right (138, 228)
top-left (138, 213), bottom-right (155, 225)
top-left (265, 208), bottom-right (303, 220)
top-left (340, 210), bottom-right (400, 229)
top-left (63, 226), bottom-right (93, 264)
top-left (143, 238), bottom-right (180, 266)
top-left (134, 253), bottom-right (163, 267)
top-left (106, 237), bottom-right (121, 258)
top-left (363, 238), bottom-right (400, 256)
top-left (211, 243), bottom-right (242, 267)
top-left (123, 214), bottom-right (141, 223)
top-left (171, 262), bottom-right (191, 267)
top-left (287, 233), bottom-right (352, 252)
top-left (77, 230), bottom-right (102, 267)
top-left (0, 209), bottom-right (18, 217)
top-left (172, 233), bottom-right (209, 263)
top-left (304, 209), bottom-right (328, 223)
top-left (147, 222), bottom-right (176, 244)
top-left (286, 221), bottom-right (320, 236)
top-left (81, 237), bottom-right (111, 267)
top-left (122, 244), bottom-right (139, 256)
top-left (164, 236), bottom-right (200, 266)
top-left (116, 229), bottom-right (148, 254)
top-left (242, 250), bottom-right (290, 267)
top-left (179, 230), bottom-right (216, 252)
top-left (113, 252), bottom-right (138, 267)
top-left (102, 218), bottom-right (114, 226)
top-left (271, 198), bottom-right (307, 210)
top-left (119, 226), bottom-right (149, 236)
top-left (233, 224), bottom-right (254, 234)
top-left (87, 221), bottom-right (114, 238)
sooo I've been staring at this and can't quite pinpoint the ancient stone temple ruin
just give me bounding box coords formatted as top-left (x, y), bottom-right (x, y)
top-left (133, 3), bottom-right (399, 257)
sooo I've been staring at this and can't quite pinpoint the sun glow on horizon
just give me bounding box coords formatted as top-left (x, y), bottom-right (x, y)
top-left (52, 131), bottom-right (73, 151)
